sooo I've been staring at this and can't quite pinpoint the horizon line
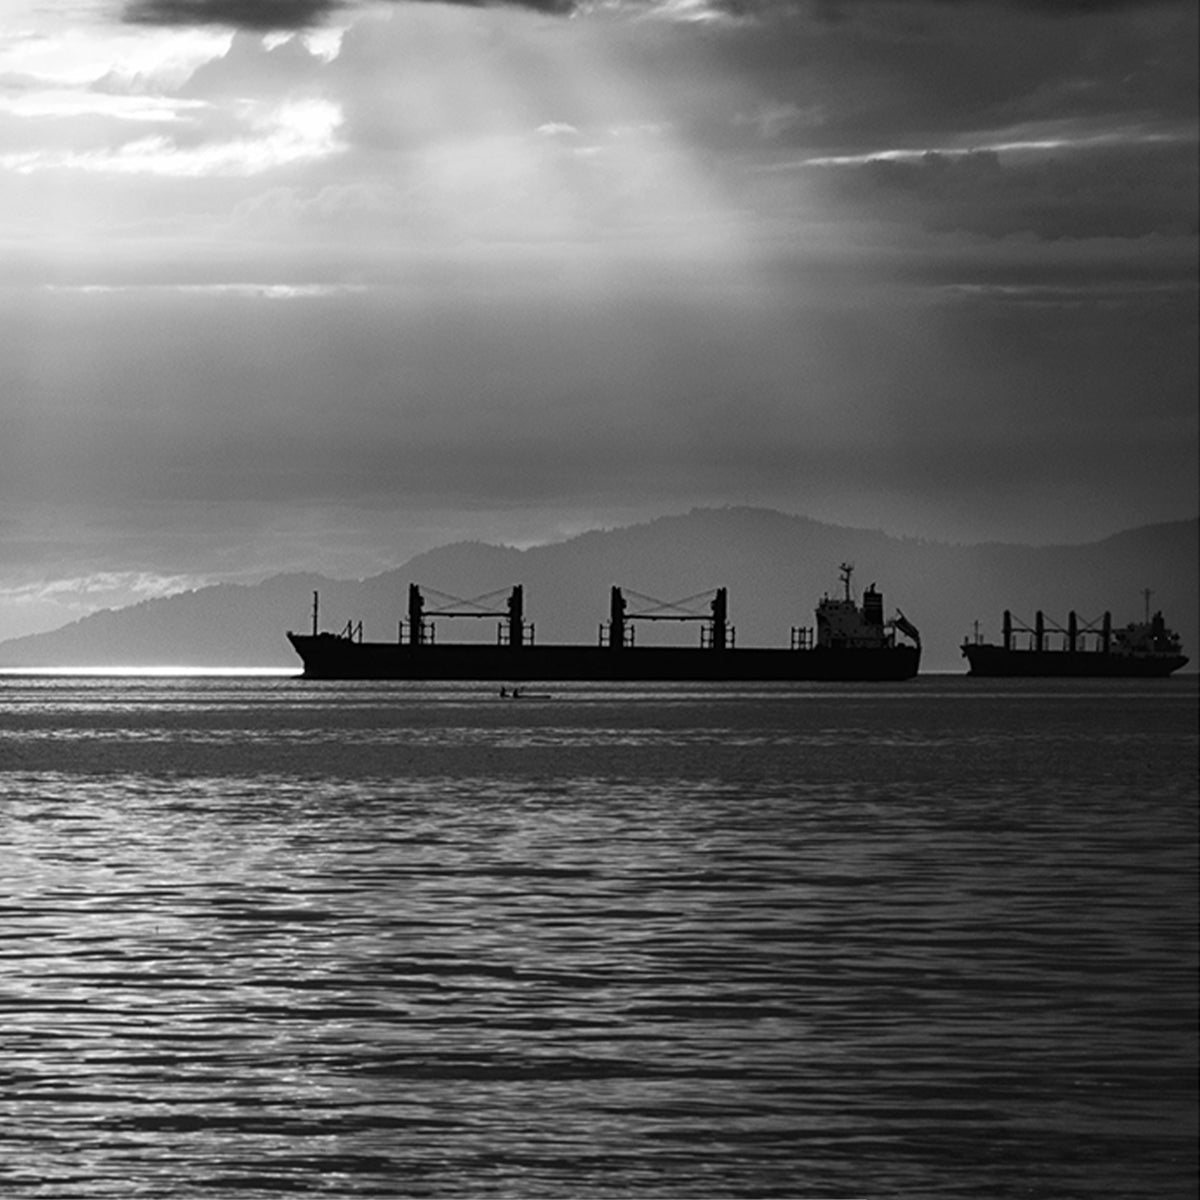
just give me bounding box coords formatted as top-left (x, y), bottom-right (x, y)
top-left (0, 666), bottom-right (301, 677)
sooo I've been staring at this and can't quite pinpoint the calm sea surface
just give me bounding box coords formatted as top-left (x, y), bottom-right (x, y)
top-left (1, 675), bottom-right (1196, 1199)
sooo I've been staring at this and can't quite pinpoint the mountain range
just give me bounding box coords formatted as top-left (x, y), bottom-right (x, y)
top-left (1, 508), bottom-right (1195, 673)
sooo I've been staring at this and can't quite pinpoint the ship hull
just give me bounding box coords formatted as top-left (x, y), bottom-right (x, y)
top-left (287, 634), bottom-right (921, 682)
top-left (962, 644), bottom-right (1187, 678)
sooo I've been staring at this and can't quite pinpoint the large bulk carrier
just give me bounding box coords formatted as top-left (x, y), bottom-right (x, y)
top-left (962, 596), bottom-right (1188, 677)
top-left (287, 564), bottom-right (921, 682)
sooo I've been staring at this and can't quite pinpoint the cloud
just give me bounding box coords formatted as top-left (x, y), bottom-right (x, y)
top-left (2, 570), bottom-right (201, 606)
top-left (178, 27), bottom-right (326, 95)
top-left (0, 0), bottom-right (1189, 629)
top-left (119, 0), bottom-right (1189, 29)
top-left (122, 0), bottom-right (577, 32)
top-left (123, 0), bottom-right (352, 29)
top-left (809, 142), bottom-right (1199, 240)
top-left (3, 249), bottom-right (1193, 501)
top-left (1, 95), bottom-right (343, 176)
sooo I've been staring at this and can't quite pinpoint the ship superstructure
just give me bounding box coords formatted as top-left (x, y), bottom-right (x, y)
top-left (810, 564), bottom-right (922, 653)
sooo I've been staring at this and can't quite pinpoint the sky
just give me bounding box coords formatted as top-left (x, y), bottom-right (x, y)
top-left (0, 0), bottom-right (1196, 640)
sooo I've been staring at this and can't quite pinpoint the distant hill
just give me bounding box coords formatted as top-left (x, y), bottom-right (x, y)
top-left (0, 508), bottom-right (1195, 673)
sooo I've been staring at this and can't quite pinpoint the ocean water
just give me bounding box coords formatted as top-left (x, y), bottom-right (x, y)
top-left (0, 674), bottom-right (1196, 1200)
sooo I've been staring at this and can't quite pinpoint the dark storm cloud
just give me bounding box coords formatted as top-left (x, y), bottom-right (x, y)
top-left (578, 0), bottom-right (1198, 175)
top-left (122, 0), bottom-right (574, 32)
top-left (119, 0), bottom-right (1185, 32)
top-left (123, 0), bottom-right (349, 28)
top-left (847, 0), bottom-right (1177, 9)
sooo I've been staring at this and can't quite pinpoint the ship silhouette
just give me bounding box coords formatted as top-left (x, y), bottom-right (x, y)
top-left (287, 564), bottom-right (921, 681)
top-left (962, 592), bottom-right (1187, 677)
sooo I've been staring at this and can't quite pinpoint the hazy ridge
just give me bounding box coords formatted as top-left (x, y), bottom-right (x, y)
top-left (1, 508), bottom-right (1195, 673)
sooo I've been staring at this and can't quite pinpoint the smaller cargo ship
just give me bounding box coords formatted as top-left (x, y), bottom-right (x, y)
top-left (287, 564), bottom-right (921, 682)
top-left (962, 593), bottom-right (1188, 677)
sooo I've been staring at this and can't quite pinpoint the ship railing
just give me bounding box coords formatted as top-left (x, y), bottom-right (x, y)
top-left (400, 619), bottom-right (434, 645)
top-left (599, 623), bottom-right (635, 647)
top-left (497, 622), bottom-right (534, 646)
top-left (791, 626), bottom-right (813, 650)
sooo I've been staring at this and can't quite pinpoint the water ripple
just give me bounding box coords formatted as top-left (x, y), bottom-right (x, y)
top-left (0, 677), bottom-right (1196, 1198)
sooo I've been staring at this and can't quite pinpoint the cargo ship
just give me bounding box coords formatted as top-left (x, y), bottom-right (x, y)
top-left (286, 564), bottom-right (921, 681)
top-left (961, 595), bottom-right (1188, 677)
